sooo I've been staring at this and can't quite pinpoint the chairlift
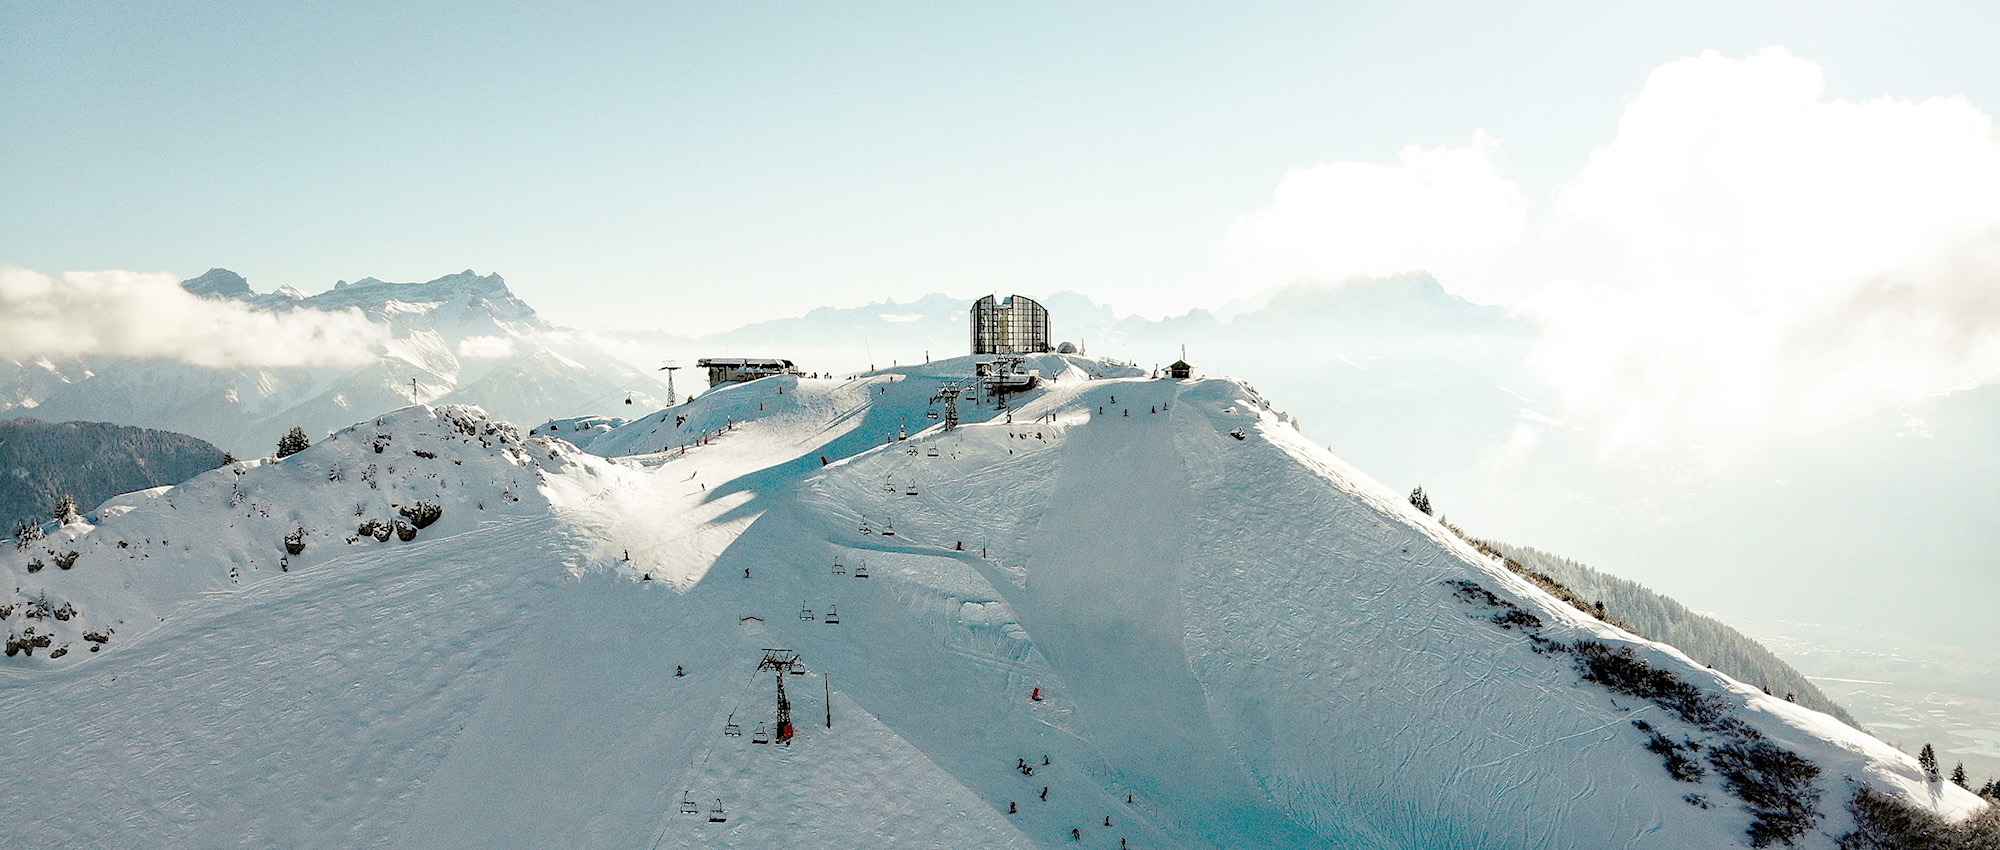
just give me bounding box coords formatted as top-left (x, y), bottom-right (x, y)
top-left (925, 447), bottom-right (939, 457)
top-left (855, 560), bottom-right (871, 579)
top-left (724, 713), bottom-right (742, 736)
top-left (680, 792), bottom-right (699, 815)
top-left (799, 602), bottom-right (815, 621)
top-left (789, 660), bottom-right (807, 676)
top-left (859, 521), bottom-right (872, 535)
top-left (752, 723), bottom-right (770, 744)
top-left (904, 485), bottom-right (918, 496)
top-left (824, 604), bottom-right (840, 625)
top-left (927, 409), bottom-right (940, 420)
top-left (881, 523), bottom-right (896, 537)
top-left (832, 558), bottom-right (846, 576)
top-left (709, 800), bottom-right (728, 823)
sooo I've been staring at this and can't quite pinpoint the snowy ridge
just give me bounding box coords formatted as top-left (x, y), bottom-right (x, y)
top-left (0, 358), bottom-right (1987, 849)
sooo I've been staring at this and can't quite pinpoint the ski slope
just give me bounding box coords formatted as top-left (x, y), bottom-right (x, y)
top-left (1, 355), bottom-right (1986, 849)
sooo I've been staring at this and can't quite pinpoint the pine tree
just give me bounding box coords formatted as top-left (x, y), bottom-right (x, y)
top-left (276, 426), bottom-right (311, 459)
top-left (52, 494), bottom-right (79, 525)
top-left (1951, 762), bottom-right (1968, 788)
top-left (1408, 486), bottom-right (1433, 516)
top-left (1918, 743), bottom-right (1939, 781)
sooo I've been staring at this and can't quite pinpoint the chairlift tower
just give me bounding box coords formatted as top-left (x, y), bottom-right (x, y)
top-left (757, 649), bottom-right (800, 744)
top-left (659, 360), bottom-right (683, 406)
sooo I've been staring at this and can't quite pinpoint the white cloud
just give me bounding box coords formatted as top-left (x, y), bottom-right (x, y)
top-left (456, 335), bottom-right (519, 359)
top-left (1220, 132), bottom-right (1529, 295)
top-left (0, 268), bottom-right (388, 367)
top-left (1527, 47), bottom-right (2000, 451)
top-left (1227, 47), bottom-right (2000, 459)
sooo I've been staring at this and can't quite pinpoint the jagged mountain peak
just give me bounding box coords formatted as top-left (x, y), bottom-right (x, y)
top-left (180, 267), bottom-right (254, 300)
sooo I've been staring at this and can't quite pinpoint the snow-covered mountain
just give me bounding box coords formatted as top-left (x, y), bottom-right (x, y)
top-left (2, 269), bottom-right (669, 456)
top-left (3, 358), bottom-right (1987, 849)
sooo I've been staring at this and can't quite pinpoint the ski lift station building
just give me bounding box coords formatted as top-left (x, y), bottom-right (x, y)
top-left (970, 294), bottom-right (1052, 356)
top-left (697, 357), bottom-right (802, 388)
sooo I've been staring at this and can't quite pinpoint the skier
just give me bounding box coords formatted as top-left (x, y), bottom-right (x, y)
top-left (675, 665), bottom-right (684, 677)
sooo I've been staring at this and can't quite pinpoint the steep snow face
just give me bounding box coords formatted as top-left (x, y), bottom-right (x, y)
top-left (5, 270), bottom-right (668, 455)
top-left (0, 405), bottom-right (594, 662)
top-left (0, 364), bottom-right (1986, 850)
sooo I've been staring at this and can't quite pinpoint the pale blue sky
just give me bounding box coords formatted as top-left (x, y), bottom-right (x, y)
top-left (5, 1), bottom-right (1998, 332)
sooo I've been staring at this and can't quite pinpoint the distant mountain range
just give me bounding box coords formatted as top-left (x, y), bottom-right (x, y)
top-left (1, 269), bottom-right (670, 456)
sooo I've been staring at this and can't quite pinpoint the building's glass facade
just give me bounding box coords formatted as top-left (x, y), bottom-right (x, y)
top-left (970, 295), bottom-right (1050, 355)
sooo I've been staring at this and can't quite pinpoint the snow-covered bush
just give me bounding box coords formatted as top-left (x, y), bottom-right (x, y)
top-left (1571, 640), bottom-right (1730, 727)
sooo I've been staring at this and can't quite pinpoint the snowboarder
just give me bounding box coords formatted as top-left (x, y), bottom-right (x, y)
top-left (675, 666), bottom-right (684, 677)
top-left (744, 568), bottom-right (751, 578)
top-left (1104, 816), bottom-right (1112, 827)
top-left (1040, 787), bottom-right (1048, 800)
top-left (1009, 802), bottom-right (1017, 814)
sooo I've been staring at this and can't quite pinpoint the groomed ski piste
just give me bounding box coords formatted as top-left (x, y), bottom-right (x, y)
top-left (0, 353), bottom-right (1987, 849)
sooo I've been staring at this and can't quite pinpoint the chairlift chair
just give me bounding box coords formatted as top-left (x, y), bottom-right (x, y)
top-left (752, 723), bottom-right (770, 744)
top-left (854, 560), bottom-right (871, 578)
top-left (680, 792), bottom-right (699, 814)
top-left (881, 523), bottom-right (895, 537)
top-left (799, 602), bottom-right (814, 621)
top-left (832, 558), bottom-right (846, 576)
top-left (709, 800), bottom-right (728, 823)
top-left (824, 604), bottom-right (840, 625)
top-left (927, 409), bottom-right (940, 420)
top-left (904, 484), bottom-right (918, 495)
top-left (724, 713), bottom-right (742, 737)
top-left (925, 446), bottom-right (939, 457)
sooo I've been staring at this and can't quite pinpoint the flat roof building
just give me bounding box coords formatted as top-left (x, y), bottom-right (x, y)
top-left (971, 295), bottom-right (1051, 356)
top-left (697, 357), bottom-right (801, 388)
